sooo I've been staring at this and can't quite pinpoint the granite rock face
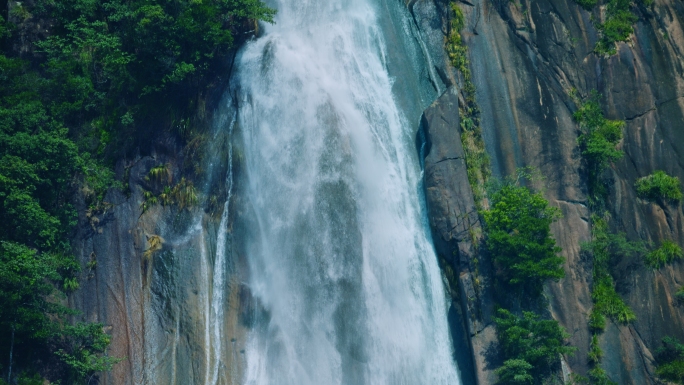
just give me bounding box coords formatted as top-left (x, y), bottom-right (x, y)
top-left (70, 129), bottom-right (252, 384)
top-left (418, 87), bottom-right (497, 385)
top-left (413, 0), bottom-right (684, 382)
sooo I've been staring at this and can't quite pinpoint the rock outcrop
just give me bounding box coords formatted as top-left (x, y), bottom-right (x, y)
top-left (413, 0), bottom-right (684, 382)
top-left (69, 123), bottom-right (252, 384)
top-left (418, 87), bottom-right (498, 385)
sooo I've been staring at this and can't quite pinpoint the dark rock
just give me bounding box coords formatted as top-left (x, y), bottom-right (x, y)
top-left (452, 0), bottom-right (684, 380)
top-left (418, 87), bottom-right (497, 384)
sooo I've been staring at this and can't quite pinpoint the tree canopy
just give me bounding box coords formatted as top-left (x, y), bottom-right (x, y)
top-left (483, 183), bottom-right (564, 295)
top-left (0, 0), bottom-right (275, 382)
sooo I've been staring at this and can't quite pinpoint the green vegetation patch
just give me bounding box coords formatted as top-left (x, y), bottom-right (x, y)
top-left (677, 286), bottom-right (684, 302)
top-left (0, 242), bottom-right (120, 382)
top-left (0, 0), bottom-right (275, 382)
top-left (645, 240), bottom-right (683, 269)
top-left (635, 171), bottom-right (683, 202)
top-left (483, 183), bottom-right (564, 296)
top-left (573, 0), bottom-right (650, 56)
top-left (655, 337), bottom-right (684, 384)
top-left (574, 92), bottom-right (624, 207)
top-left (583, 215), bottom-right (642, 330)
top-left (588, 366), bottom-right (618, 385)
top-left (595, 0), bottom-right (638, 55)
top-left (494, 309), bottom-right (575, 384)
top-left (447, 2), bottom-right (490, 208)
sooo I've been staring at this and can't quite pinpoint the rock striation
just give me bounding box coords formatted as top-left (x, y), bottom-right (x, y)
top-left (69, 128), bottom-right (252, 384)
top-left (418, 87), bottom-right (497, 385)
top-left (413, 0), bottom-right (684, 382)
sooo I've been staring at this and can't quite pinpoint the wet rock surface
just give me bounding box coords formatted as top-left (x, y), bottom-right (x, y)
top-left (69, 0), bottom-right (684, 382)
top-left (418, 87), bottom-right (497, 385)
top-left (70, 139), bottom-right (251, 384)
top-left (414, 0), bottom-right (684, 382)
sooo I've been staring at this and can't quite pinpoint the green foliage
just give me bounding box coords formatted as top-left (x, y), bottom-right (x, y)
top-left (146, 163), bottom-right (172, 185)
top-left (447, 2), bottom-right (490, 207)
top-left (635, 171), bottom-right (683, 202)
top-left (0, 242), bottom-right (69, 341)
top-left (0, 242), bottom-right (117, 381)
top-left (588, 335), bottom-right (603, 364)
top-left (0, 0), bottom-right (276, 382)
top-left (30, 0), bottom-right (275, 147)
top-left (0, 372), bottom-right (43, 385)
top-left (573, 0), bottom-right (645, 55)
top-left (655, 337), bottom-right (684, 384)
top-left (588, 367), bottom-right (617, 385)
top-left (676, 286), bottom-right (684, 302)
top-left (142, 174), bottom-right (199, 213)
top-left (594, 0), bottom-right (638, 55)
top-left (583, 215), bottom-right (641, 330)
top-left (168, 177), bottom-right (199, 209)
top-left (567, 373), bottom-right (590, 384)
top-left (494, 309), bottom-right (575, 383)
top-left (574, 92), bottom-right (624, 206)
top-left (483, 183), bottom-right (564, 295)
top-left (495, 359), bottom-right (534, 384)
top-left (645, 240), bottom-right (683, 269)
top-left (55, 323), bottom-right (122, 382)
top-left (590, 275), bottom-right (636, 328)
top-left (0, 56), bottom-right (83, 249)
top-left (574, 0), bottom-right (598, 10)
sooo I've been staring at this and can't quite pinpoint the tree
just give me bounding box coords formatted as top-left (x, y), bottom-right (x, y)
top-left (0, 242), bottom-right (66, 381)
top-left (483, 184), bottom-right (564, 295)
top-left (655, 337), bottom-right (684, 384)
top-left (494, 309), bottom-right (575, 384)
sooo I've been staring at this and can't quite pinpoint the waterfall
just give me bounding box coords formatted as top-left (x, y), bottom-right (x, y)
top-left (208, 111), bottom-right (237, 385)
top-left (233, 0), bottom-right (462, 384)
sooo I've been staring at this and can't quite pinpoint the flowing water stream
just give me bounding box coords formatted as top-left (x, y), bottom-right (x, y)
top-left (232, 0), bottom-right (462, 383)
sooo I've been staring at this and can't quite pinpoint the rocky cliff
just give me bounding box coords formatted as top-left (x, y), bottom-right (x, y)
top-left (68, 101), bottom-right (255, 385)
top-left (412, 0), bottom-right (684, 383)
top-left (65, 0), bottom-right (684, 383)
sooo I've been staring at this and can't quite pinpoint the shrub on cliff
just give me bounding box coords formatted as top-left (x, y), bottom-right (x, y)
top-left (635, 171), bottom-right (683, 202)
top-left (483, 183), bottom-right (564, 296)
top-left (574, 92), bottom-right (624, 206)
top-left (494, 309), bottom-right (575, 384)
top-left (655, 337), bottom-right (684, 384)
top-left (0, 242), bottom-right (120, 382)
top-left (645, 240), bottom-right (683, 269)
top-left (583, 215), bottom-right (642, 330)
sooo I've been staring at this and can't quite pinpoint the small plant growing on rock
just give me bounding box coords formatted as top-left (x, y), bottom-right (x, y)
top-left (588, 366), bottom-right (618, 385)
top-left (574, 92), bottom-right (624, 206)
top-left (146, 163), bottom-right (172, 185)
top-left (677, 287), bottom-right (684, 302)
top-left (645, 240), bottom-right (683, 269)
top-left (655, 337), bottom-right (684, 384)
top-left (635, 171), bottom-right (682, 202)
top-left (588, 335), bottom-right (603, 363)
top-left (583, 215), bottom-right (642, 329)
top-left (143, 235), bottom-right (163, 261)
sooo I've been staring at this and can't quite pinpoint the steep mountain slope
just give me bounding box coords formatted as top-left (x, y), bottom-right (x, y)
top-left (413, 0), bottom-right (684, 382)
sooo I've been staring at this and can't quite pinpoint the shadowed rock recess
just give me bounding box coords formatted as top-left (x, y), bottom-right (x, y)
top-left (69, 0), bottom-right (683, 383)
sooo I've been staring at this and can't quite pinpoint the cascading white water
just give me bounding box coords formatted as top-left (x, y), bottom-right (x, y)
top-left (204, 111), bottom-right (237, 385)
top-left (234, 0), bottom-right (462, 384)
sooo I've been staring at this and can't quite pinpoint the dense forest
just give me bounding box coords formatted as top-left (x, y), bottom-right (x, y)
top-left (0, 0), bottom-right (274, 383)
